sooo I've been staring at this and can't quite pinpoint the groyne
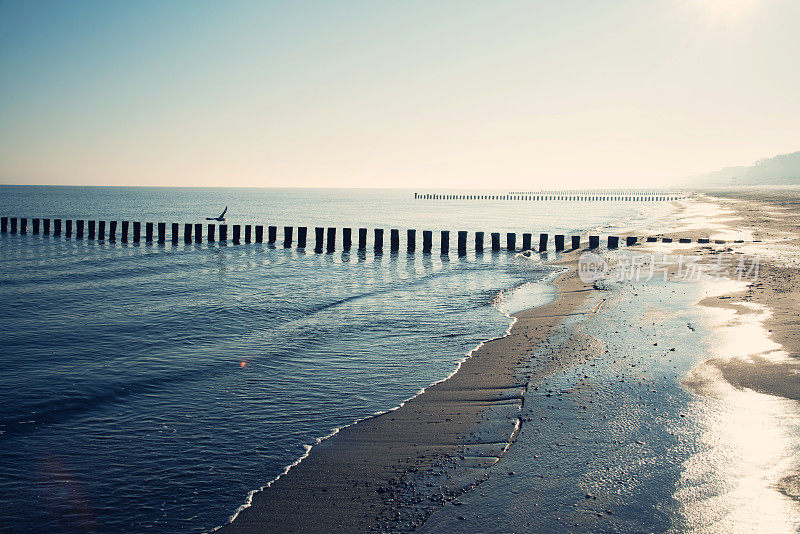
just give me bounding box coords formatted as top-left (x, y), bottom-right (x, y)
top-left (1, 216), bottom-right (734, 254)
top-left (413, 190), bottom-right (685, 201)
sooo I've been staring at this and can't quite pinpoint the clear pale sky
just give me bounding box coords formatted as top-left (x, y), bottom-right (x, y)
top-left (1, 0), bottom-right (798, 188)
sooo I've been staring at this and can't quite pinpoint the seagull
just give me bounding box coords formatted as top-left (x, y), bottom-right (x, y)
top-left (206, 206), bottom-right (227, 222)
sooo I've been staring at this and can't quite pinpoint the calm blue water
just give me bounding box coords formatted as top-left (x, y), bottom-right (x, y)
top-left (0, 186), bottom-right (663, 532)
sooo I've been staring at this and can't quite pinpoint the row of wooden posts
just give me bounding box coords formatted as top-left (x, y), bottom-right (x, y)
top-left (414, 193), bottom-right (685, 201)
top-left (1, 216), bottom-right (727, 254)
top-left (510, 190), bottom-right (679, 195)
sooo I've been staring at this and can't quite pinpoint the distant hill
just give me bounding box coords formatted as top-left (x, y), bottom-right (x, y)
top-left (683, 150), bottom-right (800, 187)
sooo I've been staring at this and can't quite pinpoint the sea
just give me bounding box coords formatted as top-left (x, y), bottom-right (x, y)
top-left (0, 186), bottom-right (670, 533)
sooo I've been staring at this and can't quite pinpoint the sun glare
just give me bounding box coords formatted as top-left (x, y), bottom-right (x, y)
top-left (690, 0), bottom-right (762, 22)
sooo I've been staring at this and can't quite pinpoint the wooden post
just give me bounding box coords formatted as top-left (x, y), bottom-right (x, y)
top-left (475, 231), bottom-right (484, 253)
top-left (9, 217), bottom-right (17, 234)
top-left (136, 222), bottom-right (144, 242)
top-left (571, 235), bottom-right (580, 250)
top-left (458, 231), bottom-right (467, 256)
top-left (65, 219), bottom-right (72, 237)
top-left (268, 226), bottom-right (277, 244)
top-left (522, 233), bottom-right (532, 251)
top-left (679, 238), bottom-right (691, 243)
top-left (626, 236), bottom-right (637, 246)
top-left (208, 224), bottom-right (216, 242)
top-left (441, 230), bottom-right (450, 255)
top-left (194, 223), bottom-right (202, 243)
top-left (327, 227), bottom-right (336, 252)
top-left (555, 234), bottom-right (564, 252)
top-left (342, 228), bottom-right (353, 252)
top-left (77, 220), bottom-right (85, 239)
top-left (147, 222), bottom-right (158, 243)
top-left (315, 227), bottom-right (324, 252)
top-left (662, 237), bottom-right (672, 243)
top-left (54, 219), bottom-right (61, 237)
top-left (232, 225), bottom-right (241, 244)
top-left (589, 235), bottom-right (599, 249)
top-left (255, 225), bottom-right (264, 243)
top-left (172, 223), bottom-right (179, 244)
top-left (646, 237), bottom-right (657, 242)
top-left (697, 238), bottom-right (709, 244)
top-left (358, 228), bottom-right (367, 250)
top-left (157, 222), bottom-right (166, 244)
top-left (33, 218), bottom-right (40, 234)
top-left (184, 223), bottom-right (193, 244)
top-left (109, 221), bottom-right (117, 241)
top-left (491, 232), bottom-right (500, 251)
top-left (98, 220), bottom-right (107, 240)
top-left (507, 232), bottom-right (516, 251)
top-left (88, 220), bottom-right (95, 239)
top-left (283, 226), bottom-right (292, 247)
top-left (219, 224), bottom-right (228, 242)
top-left (374, 229), bottom-right (384, 252)
top-left (297, 227), bottom-right (307, 248)
top-left (423, 230), bottom-right (432, 253)
top-left (1, 216), bottom-right (6, 233)
top-left (608, 236), bottom-right (619, 248)
top-left (407, 229), bottom-right (415, 253)
top-left (539, 233), bottom-right (548, 252)
top-left (390, 229), bottom-right (399, 252)
top-left (245, 225), bottom-right (252, 244)
top-left (120, 221), bottom-right (128, 242)
top-left (20, 218), bottom-right (27, 234)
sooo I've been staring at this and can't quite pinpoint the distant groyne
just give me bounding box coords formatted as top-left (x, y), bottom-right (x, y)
top-left (1, 216), bottom-right (734, 255)
top-left (413, 190), bottom-right (685, 201)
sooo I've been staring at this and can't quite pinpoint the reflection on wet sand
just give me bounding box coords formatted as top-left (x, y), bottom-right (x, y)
top-left (676, 381), bottom-right (800, 533)
top-left (417, 191), bottom-right (800, 533)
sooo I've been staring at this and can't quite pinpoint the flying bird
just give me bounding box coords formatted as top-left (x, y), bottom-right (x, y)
top-left (206, 206), bottom-right (227, 222)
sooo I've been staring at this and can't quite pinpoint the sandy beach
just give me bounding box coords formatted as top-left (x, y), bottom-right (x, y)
top-left (221, 189), bottom-right (800, 533)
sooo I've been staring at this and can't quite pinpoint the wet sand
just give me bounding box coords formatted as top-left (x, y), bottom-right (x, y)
top-left (673, 189), bottom-right (800, 403)
top-left (221, 257), bottom-right (597, 532)
top-left (417, 189), bottom-right (800, 532)
top-left (662, 189), bottom-right (800, 512)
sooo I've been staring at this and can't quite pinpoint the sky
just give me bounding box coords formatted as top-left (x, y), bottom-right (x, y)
top-left (1, 0), bottom-right (799, 189)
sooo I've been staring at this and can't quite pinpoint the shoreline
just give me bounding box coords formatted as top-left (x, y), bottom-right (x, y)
top-left (219, 256), bottom-right (596, 532)
top-left (648, 191), bottom-right (800, 517)
top-left (416, 190), bottom-right (800, 532)
top-left (220, 189), bottom-right (799, 532)
top-left (218, 266), bottom-right (564, 529)
top-left (666, 190), bottom-right (799, 404)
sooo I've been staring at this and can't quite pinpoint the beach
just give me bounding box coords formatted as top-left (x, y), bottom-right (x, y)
top-left (222, 189), bottom-right (800, 532)
top-left (4, 2), bottom-right (800, 531)
top-left (1, 188), bottom-right (796, 532)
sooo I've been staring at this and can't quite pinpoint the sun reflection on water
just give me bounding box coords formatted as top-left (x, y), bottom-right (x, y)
top-left (676, 279), bottom-right (800, 532)
top-left (676, 387), bottom-right (800, 533)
